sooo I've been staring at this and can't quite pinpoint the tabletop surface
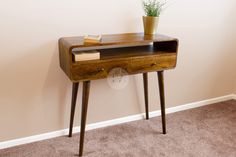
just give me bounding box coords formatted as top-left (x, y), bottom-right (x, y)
top-left (59, 33), bottom-right (178, 51)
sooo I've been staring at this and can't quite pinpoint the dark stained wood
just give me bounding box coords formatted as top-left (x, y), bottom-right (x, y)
top-left (70, 53), bottom-right (176, 82)
top-left (157, 71), bottom-right (166, 134)
top-left (68, 83), bottom-right (79, 137)
top-left (73, 45), bottom-right (175, 60)
top-left (59, 38), bottom-right (73, 80)
top-left (154, 40), bottom-right (178, 52)
top-left (130, 53), bottom-right (176, 74)
top-left (59, 33), bottom-right (178, 82)
top-left (61, 33), bottom-right (178, 51)
top-left (79, 81), bottom-right (90, 156)
top-left (143, 73), bottom-right (149, 119)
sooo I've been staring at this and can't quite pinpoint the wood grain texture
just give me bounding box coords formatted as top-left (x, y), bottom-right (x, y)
top-left (79, 81), bottom-right (91, 156)
top-left (143, 73), bottom-right (149, 120)
top-left (68, 83), bottom-right (79, 137)
top-left (157, 71), bottom-right (166, 134)
top-left (58, 33), bottom-right (178, 82)
top-left (61, 33), bottom-right (177, 51)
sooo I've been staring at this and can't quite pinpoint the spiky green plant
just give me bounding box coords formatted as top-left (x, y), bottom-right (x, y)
top-left (142, 0), bottom-right (166, 17)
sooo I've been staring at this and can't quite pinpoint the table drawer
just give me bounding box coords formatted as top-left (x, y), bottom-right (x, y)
top-left (70, 54), bottom-right (176, 81)
top-left (71, 60), bottom-right (130, 81)
top-left (129, 54), bottom-right (177, 74)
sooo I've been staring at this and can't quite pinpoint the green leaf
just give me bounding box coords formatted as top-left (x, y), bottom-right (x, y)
top-left (142, 0), bottom-right (166, 17)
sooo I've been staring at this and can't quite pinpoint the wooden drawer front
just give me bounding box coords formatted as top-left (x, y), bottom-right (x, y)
top-left (129, 54), bottom-right (177, 74)
top-left (71, 60), bottom-right (130, 81)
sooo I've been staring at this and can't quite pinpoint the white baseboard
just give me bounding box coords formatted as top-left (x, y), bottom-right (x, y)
top-left (233, 94), bottom-right (236, 100)
top-left (0, 94), bottom-right (235, 149)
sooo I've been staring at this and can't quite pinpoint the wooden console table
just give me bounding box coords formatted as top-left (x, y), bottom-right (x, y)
top-left (58, 33), bottom-right (178, 156)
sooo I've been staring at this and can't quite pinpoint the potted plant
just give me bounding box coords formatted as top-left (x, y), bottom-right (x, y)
top-left (142, 0), bottom-right (166, 35)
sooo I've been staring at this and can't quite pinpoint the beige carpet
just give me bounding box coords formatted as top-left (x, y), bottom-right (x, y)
top-left (1, 100), bottom-right (236, 157)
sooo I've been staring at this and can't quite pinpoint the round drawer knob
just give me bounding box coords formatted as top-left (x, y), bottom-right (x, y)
top-left (151, 63), bottom-right (157, 66)
top-left (98, 68), bottom-right (105, 72)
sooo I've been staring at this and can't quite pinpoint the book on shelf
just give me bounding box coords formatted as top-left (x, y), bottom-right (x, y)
top-left (73, 50), bottom-right (100, 61)
top-left (84, 35), bottom-right (102, 44)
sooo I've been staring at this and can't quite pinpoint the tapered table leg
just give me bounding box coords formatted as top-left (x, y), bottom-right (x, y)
top-left (69, 82), bottom-right (79, 137)
top-left (157, 71), bottom-right (166, 134)
top-left (79, 81), bottom-right (91, 156)
top-left (143, 73), bottom-right (149, 120)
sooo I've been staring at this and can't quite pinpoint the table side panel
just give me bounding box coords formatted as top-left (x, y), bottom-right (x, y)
top-left (59, 38), bottom-right (74, 80)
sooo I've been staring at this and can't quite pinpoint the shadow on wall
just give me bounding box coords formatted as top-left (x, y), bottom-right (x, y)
top-left (40, 43), bottom-right (71, 129)
top-left (0, 41), bottom-right (71, 132)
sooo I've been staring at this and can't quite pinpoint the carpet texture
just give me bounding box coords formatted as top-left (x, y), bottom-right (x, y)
top-left (1, 100), bottom-right (236, 157)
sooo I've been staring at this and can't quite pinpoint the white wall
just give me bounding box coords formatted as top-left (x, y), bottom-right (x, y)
top-left (0, 0), bottom-right (236, 142)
